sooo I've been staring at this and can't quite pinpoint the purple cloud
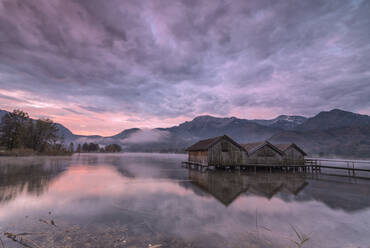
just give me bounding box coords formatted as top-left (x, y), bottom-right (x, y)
top-left (0, 0), bottom-right (369, 134)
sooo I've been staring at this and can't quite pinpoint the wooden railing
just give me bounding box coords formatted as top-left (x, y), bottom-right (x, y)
top-left (305, 158), bottom-right (370, 167)
top-left (305, 158), bottom-right (370, 176)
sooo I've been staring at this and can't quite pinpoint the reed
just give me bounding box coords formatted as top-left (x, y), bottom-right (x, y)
top-left (0, 235), bottom-right (4, 248)
top-left (289, 224), bottom-right (310, 248)
top-left (3, 232), bottom-right (42, 248)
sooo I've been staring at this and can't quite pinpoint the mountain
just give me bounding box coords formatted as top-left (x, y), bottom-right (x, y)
top-left (1, 108), bottom-right (369, 157)
top-left (269, 125), bottom-right (370, 158)
top-left (108, 128), bottom-right (140, 139)
top-left (252, 115), bottom-right (307, 130)
top-left (0, 110), bottom-right (7, 120)
top-left (267, 109), bottom-right (370, 158)
top-left (104, 110), bottom-right (370, 157)
top-left (297, 109), bottom-right (370, 131)
top-left (55, 123), bottom-right (76, 141)
top-left (162, 115), bottom-right (280, 143)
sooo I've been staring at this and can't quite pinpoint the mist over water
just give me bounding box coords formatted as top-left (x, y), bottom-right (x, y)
top-left (0, 153), bottom-right (369, 248)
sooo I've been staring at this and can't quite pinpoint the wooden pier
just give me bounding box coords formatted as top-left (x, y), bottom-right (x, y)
top-left (182, 158), bottom-right (370, 179)
top-left (305, 158), bottom-right (370, 177)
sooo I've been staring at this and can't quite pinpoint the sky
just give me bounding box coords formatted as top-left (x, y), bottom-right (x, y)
top-left (0, 0), bottom-right (369, 136)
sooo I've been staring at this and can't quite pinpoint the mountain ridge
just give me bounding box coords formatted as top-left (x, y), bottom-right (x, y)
top-left (297, 109), bottom-right (370, 131)
top-left (1, 108), bottom-right (369, 157)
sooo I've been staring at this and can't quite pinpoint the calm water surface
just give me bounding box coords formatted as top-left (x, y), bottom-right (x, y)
top-left (0, 153), bottom-right (369, 248)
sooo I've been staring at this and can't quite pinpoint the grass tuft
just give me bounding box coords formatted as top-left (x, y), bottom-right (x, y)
top-left (289, 224), bottom-right (310, 248)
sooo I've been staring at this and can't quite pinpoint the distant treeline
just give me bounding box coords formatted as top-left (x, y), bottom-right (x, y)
top-left (0, 109), bottom-right (71, 156)
top-left (124, 147), bottom-right (186, 153)
top-left (75, 142), bottom-right (122, 153)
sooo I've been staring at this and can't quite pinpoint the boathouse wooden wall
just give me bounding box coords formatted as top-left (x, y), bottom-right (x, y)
top-left (283, 146), bottom-right (305, 164)
top-left (207, 139), bottom-right (245, 166)
top-left (284, 147), bottom-right (304, 160)
top-left (189, 151), bottom-right (208, 165)
top-left (246, 145), bottom-right (283, 165)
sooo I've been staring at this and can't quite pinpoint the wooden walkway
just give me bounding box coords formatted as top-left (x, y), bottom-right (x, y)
top-left (182, 158), bottom-right (370, 178)
top-left (305, 158), bottom-right (370, 176)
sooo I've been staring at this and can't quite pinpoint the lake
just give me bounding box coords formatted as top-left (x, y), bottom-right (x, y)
top-left (0, 153), bottom-right (369, 248)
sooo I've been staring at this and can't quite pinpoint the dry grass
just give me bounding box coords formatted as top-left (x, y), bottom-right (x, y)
top-left (3, 232), bottom-right (43, 248)
top-left (0, 148), bottom-right (72, 157)
top-left (289, 224), bottom-right (311, 248)
top-left (0, 235), bottom-right (4, 248)
top-left (0, 148), bottom-right (35, 157)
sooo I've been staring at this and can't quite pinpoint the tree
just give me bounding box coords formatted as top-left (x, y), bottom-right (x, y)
top-left (76, 144), bottom-right (81, 153)
top-left (87, 142), bottom-right (99, 152)
top-left (25, 118), bottom-right (35, 149)
top-left (69, 142), bottom-right (74, 153)
top-left (31, 118), bottom-right (59, 152)
top-left (82, 143), bottom-right (89, 152)
top-left (0, 109), bottom-right (30, 149)
top-left (0, 109), bottom-right (67, 154)
top-left (105, 144), bottom-right (122, 153)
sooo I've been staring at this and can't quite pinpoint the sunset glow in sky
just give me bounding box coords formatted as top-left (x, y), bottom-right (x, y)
top-left (0, 0), bottom-right (369, 135)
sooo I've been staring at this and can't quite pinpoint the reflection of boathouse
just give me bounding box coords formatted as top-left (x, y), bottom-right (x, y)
top-left (186, 135), bottom-right (306, 167)
top-left (188, 169), bottom-right (308, 206)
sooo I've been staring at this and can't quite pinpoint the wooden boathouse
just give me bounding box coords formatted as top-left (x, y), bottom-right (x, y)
top-left (185, 135), bottom-right (307, 169)
top-left (274, 143), bottom-right (307, 165)
top-left (241, 141), bottom-right (285, 165)
top-left (184, 135), bottom-right (370, 178)
top-left (185, 135), bottom-right (247, 167)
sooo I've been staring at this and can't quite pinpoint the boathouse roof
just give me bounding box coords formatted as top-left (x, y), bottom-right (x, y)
top-left (241, 142), bottom-right (265, 153)
top-left (186, 135), bottom-right (246, 152)
top-left (274, 143), bottom-right (307, 156)
top-left (241, 141), bottom-right (285, 156)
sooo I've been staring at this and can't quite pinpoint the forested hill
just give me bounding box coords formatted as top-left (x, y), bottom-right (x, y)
top-left (268, 109), bottom-right (370, 158)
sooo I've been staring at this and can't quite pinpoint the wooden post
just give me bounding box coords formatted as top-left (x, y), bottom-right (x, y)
top-left (352, 162), bottom-right (355, 176)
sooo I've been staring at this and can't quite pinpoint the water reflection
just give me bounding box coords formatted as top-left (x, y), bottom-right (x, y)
top-left (0, 154), bottom-right (369, 248)
top-left (293, 174), bottom-right (370, 212)
top-left (72, 153), bottom-right (188, 179)
top-left (0, 157), bottom-right (68, 204)
top-left (188, 169), bottom-right (307, 206)
top-left (186, 168), bottom-right (370, 213)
